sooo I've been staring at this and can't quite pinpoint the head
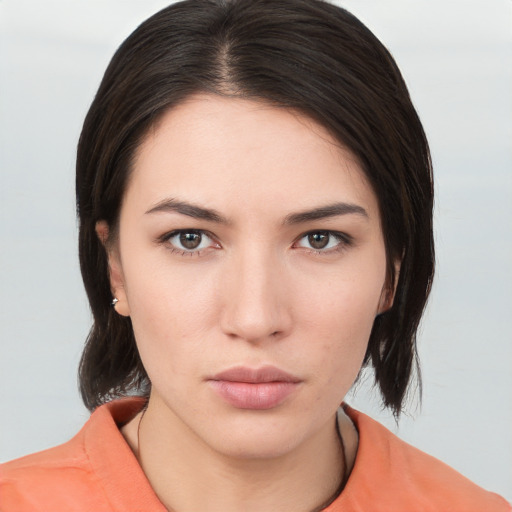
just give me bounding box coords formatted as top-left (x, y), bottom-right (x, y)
top-left (77, 0), bottom-right (434, 418)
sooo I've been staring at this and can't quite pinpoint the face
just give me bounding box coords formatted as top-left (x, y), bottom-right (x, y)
top-left (104, 94), bottom-right (392, 459)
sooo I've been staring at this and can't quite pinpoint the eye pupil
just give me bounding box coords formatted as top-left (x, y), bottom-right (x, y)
top-left (308, 232), bottom-right (329, 249)
top-left (180, 231), bottom-right (202, 249)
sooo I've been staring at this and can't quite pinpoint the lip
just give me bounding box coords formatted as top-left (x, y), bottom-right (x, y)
top-left (208, 365), bottom-right (302, 410)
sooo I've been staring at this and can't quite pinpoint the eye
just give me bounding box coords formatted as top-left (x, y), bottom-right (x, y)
top-left (294, 231), bottom-right (351, 252)
top-left (163, 229), bottom-right (218, 253)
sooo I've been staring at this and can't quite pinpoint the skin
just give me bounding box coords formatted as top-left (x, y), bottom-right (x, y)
top-left (97, 94), bottom-right (395, 512)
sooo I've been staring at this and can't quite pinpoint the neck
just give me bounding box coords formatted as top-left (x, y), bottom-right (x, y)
top-left (123, 396), bottom-right (355, 512)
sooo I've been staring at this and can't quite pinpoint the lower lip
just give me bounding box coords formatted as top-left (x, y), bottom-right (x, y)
top-left (208, 381), bottom-right (299, 410)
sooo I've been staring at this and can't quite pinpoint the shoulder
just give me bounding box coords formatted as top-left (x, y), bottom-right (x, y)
top-left (0, 399), bottom-right (149, 512)
top-left (0, 410), bottom-right (107, 511)
top-left (334, 407), bottom-right (511, 512)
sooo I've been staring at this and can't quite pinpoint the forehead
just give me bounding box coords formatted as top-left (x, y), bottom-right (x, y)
top-left (127, 94), bottom-right (379, 222)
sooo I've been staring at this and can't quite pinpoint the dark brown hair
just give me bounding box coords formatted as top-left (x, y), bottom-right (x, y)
top-left (77, 0), bottom-right (434, 416)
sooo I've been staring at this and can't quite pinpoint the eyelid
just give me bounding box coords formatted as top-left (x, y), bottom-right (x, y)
top-left (158, 228), bottom-right (221, 254)
top-left (293, 230), bottom-right (353, 253)
top-left (156, 228), bottom-right (352, 256)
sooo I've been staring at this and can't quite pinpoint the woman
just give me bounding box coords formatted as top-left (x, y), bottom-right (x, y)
top-left (1, 0), bottom-right (510, 510)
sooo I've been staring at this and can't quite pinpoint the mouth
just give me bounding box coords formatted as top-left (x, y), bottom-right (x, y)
top-left (207, 365), bottom-right (302, 410)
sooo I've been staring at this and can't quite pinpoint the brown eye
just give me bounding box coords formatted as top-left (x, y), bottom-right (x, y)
top-left (308, 231), bottom-right (330, 249)
top-left (180, 231), bottom-right (202, 249)
top-left (295, 230), bottom-right (350, 253)
top-left (164, 229), bottom-right (215, 253)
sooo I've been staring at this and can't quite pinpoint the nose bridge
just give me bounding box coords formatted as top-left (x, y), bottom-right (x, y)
top-left (220, 243), bottom-right (290, 342)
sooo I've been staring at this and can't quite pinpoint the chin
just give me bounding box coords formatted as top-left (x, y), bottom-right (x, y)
top-left (215, 430), bottom-right (301, 460)
top-left (199, 411), bottom-right (311, 460)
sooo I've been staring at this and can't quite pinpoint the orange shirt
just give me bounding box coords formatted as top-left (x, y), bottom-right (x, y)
top-left (1, 398), bottom-right (510, 511)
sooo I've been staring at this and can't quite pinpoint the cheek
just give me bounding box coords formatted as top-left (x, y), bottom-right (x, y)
top-left (308, 292), bottom-right (374, 368)
top-left (296, 253), bottom-right (385, 332)
top-left (120, 229), bottom-right (385, 399)
top-left (122, 257), bottom-right (220, 374)
top-left (292, 259), bottom-right (385, 385)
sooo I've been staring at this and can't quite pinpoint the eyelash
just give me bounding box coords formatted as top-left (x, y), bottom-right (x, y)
top-left (157, 229), bottom-right (353, 257)
top-left (158, 229), bottom-right (219, 257)
top-left (294, 231), bottom-right (353, 255)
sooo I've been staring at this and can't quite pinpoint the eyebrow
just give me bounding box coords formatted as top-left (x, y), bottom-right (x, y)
top-left (145, 198), bottom-right (228, 224)
top-left (284, 202), bottom-right (368, 225)
top-left (145, 198), bottom-right (368, 225)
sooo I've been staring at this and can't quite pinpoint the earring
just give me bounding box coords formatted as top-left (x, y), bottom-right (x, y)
top-left (111, 298), bottom-right (119, 308)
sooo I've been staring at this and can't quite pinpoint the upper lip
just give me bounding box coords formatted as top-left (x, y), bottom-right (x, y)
top-left (209, 365), bottom-right (301, 383)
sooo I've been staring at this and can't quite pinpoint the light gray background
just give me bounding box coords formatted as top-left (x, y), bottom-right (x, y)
top-left (1, 0), bottom-right (511, 502)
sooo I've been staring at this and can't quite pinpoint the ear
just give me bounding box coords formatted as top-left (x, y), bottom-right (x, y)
top-left (95, 221), bottom-right (131, 317)
top-left (377, 259), bottom-right (401, 315)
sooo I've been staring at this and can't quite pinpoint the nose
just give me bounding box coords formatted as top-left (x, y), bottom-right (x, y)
top-left (219, 247), bottom-right (292, 343)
